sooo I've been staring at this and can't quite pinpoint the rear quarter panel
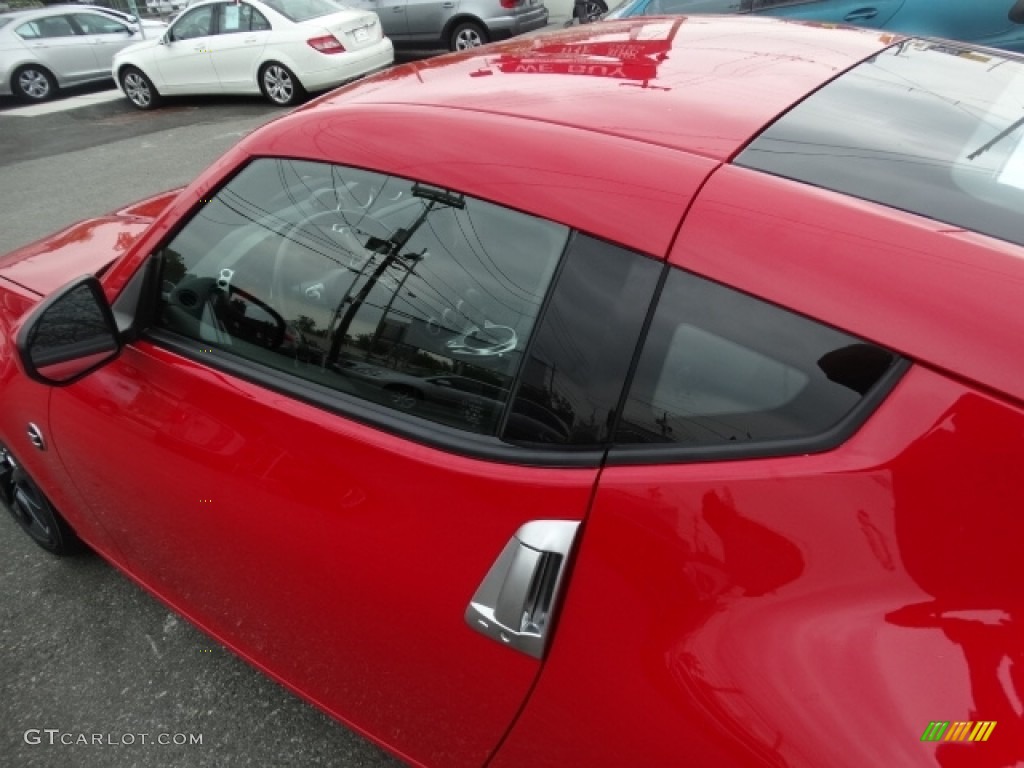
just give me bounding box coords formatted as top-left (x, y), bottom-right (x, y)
top-left (494, 165), bottom-right (1024, 766)
top-left (495, 366), bottom-right (1024, 767)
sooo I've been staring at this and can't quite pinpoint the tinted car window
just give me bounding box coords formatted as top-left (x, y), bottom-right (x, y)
top-left (18, 15), bottom-right (76, 38)
top-left (72, 12), bottom-right (130, 34)
top-left (219, 3), bottom-right (271, 32)
top-left (507, 235), bottom-right (660, 446)
top-left (171, 5), bottom-right (213, 39)
top-left (737, 42), bottom-right (1024, 248)
top-left (155, 158), bottom-right (567, 436)
top-left (614, 268), bottom-right (899, 452)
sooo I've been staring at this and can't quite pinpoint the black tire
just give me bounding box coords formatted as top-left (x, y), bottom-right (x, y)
top-left (585, 0), bottom-right (608, 20)
top-left (259, 62), bottom-right (305, 107)
top-left (450, 21), bottom-right (488, 51)
top-left (12, 64), bottom-right (57, 102)
top-left (569, 0), bottom-right (606, 22)
top-left (120, 66), bottom-right (161, 110)
top-left (1, 457), bottom-right (84, 556)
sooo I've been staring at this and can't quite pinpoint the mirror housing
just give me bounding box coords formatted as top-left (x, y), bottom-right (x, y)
top-left (15, 276), bottom-right (121, 387)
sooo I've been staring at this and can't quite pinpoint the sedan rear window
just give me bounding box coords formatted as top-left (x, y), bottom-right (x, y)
top-left (260, 0), bottom-right (342, 21)
top-left (737, 41), bottom-right (1024, 248)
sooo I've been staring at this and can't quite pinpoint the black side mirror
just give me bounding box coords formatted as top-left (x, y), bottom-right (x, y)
top-left (15, 276), bottom-right (121, 386)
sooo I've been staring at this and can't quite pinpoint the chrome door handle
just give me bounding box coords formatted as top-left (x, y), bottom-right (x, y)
top-left (442, 1), bottom-right (454, 6)
top-left (844, 8), bottom-right (878, 22)
top-left (465, 520), bottom-right (580, 659)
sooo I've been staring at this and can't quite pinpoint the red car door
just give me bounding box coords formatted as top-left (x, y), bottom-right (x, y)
top-left (40, 158), bottom-right (658, 766)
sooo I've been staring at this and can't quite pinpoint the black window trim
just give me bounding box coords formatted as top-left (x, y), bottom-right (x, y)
top-left (607, 356), bottom-right (908, 464)
top-left (143, 327), bottom-right (605, 468)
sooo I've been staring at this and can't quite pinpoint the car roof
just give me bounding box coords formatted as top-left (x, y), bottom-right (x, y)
top-left (0, 8), bottom-right (55, 21)
top-left (44, 4), bottom-right (132, 14)
top-left (231, 17), bottom-right (900, 256)
top-left (292, 16), bottom-right (900, 162)
top-left (0, 5), bottom-right (113, 21)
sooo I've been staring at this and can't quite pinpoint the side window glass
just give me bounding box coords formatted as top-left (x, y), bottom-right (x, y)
top-left (506, 236), bottom-right (660, 446)
top-left (171, 6), bottom-right (214, 40)
top-left (221, 3), bottom-right (246, 33)
top-left (245, 4), bottom-right (272, 30)
top-left (155, 159), bottom-right (568, 436)
top-left (615, 268), bottom-right (899, 450)
top-left (15, 21), bottom-right (41, 39)
top-left (29, 15), bottom-right (77, 38)
top-left (73, 13), bottom-right (130, 34)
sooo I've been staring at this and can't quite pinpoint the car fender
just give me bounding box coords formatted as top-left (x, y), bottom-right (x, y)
top-left (113, 46), bottom-right (160, 88)
top-left (253, 49), bottom-right (305, 85)
top-left (441, 13), bottom-right (488, 42)
top-left (5, 54), bottom-right (60, 86)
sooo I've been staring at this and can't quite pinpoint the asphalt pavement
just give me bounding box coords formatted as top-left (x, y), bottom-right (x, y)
top-left (0, 505), bottom-right (406, 768)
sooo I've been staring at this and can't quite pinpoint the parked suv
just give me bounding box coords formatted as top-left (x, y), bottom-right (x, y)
top-left (344, 0), bottom-right (548, 50)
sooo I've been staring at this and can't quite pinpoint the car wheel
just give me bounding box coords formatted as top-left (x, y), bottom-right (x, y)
top-left (0, 449), bottom-right (84, 556)
top-left (120, 67), bottom-right (161, 110)
top-left (584, 0), bottom-right (607, 21)
top-left (385, 385), bottom-right (421, 410)
top-left (13, 65), bottom-right (57, 102)
top-left (260, 62), bottom-right (305, 107)
top-left (450, 21), bottom-right (487, 51)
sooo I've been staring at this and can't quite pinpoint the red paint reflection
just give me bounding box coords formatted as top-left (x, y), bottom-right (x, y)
top-left (887, 394), bottom-right (1024, 767)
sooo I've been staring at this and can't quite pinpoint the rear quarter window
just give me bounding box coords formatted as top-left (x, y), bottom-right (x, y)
top-left (613, 268), bottom-right (904, 460)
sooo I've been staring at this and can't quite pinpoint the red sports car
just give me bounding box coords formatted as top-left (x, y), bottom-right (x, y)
top-left (2, 16), bottom-right (1023, 768)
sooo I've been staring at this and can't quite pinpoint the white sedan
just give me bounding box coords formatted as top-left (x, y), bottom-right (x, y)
top-left (113, 0), bottom-right (392, 108)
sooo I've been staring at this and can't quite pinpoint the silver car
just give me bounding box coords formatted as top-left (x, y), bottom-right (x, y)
top-left (345, 0), bottom-right (548, 51)
top-left (0, 6), bottom-right (147, 100)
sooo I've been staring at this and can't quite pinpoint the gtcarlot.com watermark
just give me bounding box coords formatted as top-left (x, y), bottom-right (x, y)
top-left (25, 729), bottom-right (203, 747)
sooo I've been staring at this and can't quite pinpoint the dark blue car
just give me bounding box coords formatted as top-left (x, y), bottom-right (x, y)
top-left (604, 0), bottom-right (1024, 52)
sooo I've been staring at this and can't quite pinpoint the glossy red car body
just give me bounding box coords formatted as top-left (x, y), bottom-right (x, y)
top-left (3, 15), bottom-right (1024, 768)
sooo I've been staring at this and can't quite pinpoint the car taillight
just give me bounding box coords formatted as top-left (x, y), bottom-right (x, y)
top-left (307, 35), bottom-right (346, 54)
top-left (500, 0), bottom-right (519, 7)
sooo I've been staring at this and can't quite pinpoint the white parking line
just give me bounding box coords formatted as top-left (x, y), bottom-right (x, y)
top-left (4, 89), bottom-right (124, 117)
